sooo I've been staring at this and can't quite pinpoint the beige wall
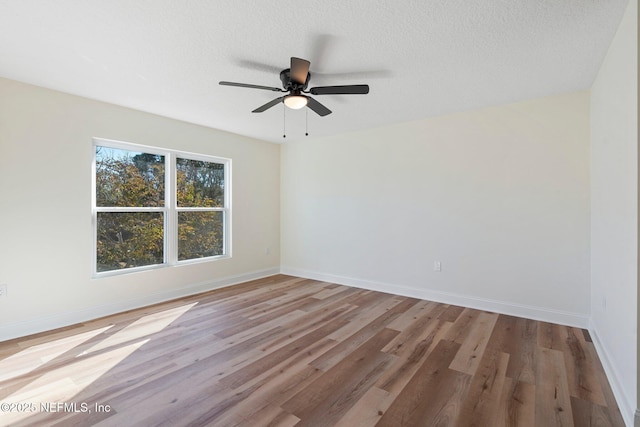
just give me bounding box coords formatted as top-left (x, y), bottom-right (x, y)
top-left (281, 91), bottom-right (591, 325)
top-left (0, 78), bottom-right (281, 341)
top-left (590, 0), bottom-right (638, 425)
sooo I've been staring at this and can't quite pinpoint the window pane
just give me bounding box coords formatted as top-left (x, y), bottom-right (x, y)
top-left (176, 158), bottom-right (224, 207)
top-left (97, 212), bottom-right (164, 272)
top-left (178, 211), bottom-right (224, 260)
top-left (96, 146), bottom-right (165, 207)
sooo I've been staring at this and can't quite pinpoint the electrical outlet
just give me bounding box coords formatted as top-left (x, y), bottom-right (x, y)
top-left (0, 284), bottom-right (6, 298)
top-left (434, 261), bottom-right (442, 272)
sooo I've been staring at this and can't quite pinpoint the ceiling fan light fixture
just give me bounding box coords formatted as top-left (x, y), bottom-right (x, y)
top-left (284, 94), bottom-right (308, 110)
top-left (220, 57), bottom-right (368, 118)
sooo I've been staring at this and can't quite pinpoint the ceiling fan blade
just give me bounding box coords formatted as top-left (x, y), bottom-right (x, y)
top-left (220, 81), bottom-right (283, 92)
top-left (310, 84), bottom-right (369, 95)
top-left (252, 96), bottom-right (285, 113)
top-left (235, 59), bottom-right (282, 74)
top-left (290, 57), bottom-right (310, 85)
top-left (306, 97), bottom-right (332, 116)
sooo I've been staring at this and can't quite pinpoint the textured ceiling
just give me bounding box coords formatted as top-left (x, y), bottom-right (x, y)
top-left (0, 0), bottom-right (629, 143)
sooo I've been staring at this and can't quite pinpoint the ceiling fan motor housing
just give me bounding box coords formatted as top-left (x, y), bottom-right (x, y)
top-left (280, 68), bottom-right (310, 91)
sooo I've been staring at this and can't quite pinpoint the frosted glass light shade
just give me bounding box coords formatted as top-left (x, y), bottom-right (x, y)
top-left (284, 95), bottom-right (308, 109)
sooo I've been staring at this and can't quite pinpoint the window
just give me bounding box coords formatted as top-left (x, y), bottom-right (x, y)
top-left (92, 139), bottom-right (230, 275)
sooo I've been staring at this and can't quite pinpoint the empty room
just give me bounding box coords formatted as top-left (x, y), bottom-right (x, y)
top-left (0, 1), bottom-right (637, 426)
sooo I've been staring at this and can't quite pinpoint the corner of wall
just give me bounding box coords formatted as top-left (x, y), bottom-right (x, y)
top-left (590, 320), bottom-right (636, 427)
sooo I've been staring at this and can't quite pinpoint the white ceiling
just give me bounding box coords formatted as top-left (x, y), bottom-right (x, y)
top-left (0, 0), bottom-right (629, 143)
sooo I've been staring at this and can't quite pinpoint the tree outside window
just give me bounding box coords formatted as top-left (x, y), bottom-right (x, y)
top-left (93, 141), bottom-right (230, 275)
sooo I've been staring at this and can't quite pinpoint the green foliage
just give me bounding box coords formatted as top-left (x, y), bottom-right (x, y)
top-left (178, 211), bottom-right (224, 260)
top-left (97, 212), bottom-right (164, 272)
top-left (176, 158), bottom-right (225, 207)
top-left (96, 147), bottom-right (224, 272)
top-left (96, 149), bottom-right (164, 207)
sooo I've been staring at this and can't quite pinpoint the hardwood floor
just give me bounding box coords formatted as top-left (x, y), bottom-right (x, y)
top-left (0, 275), bottom-right (625, 426)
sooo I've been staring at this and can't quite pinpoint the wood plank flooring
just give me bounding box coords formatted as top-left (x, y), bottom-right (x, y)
top-left (0, 275), bottom-right (625, 426)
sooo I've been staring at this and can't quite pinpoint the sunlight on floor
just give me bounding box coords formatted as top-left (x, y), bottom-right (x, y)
top-left (2, 339), bottom-right (149, 425)
top-left (0, 326), bottom-right (112, 382)
top-left (0, 302), bottom-right (198, 425)
top-left (81, 303), bottom-right (198, 355)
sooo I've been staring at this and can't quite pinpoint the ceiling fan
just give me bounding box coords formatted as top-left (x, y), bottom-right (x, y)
top-left (219, 57), bottom-right (369, 117)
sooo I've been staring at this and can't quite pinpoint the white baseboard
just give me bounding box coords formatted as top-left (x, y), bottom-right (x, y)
top-left (589, 321), bottom-right (636, 427)
top-left (0, 267), bottom-right (280, 343)
top-left (280, 266), bottom-right (589, 328)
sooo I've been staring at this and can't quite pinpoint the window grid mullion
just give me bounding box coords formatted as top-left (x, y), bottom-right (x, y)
top-left (175, 207), bottom-right (225, 212)
top-left (166, 152), bottom-right (177, 265)
top-left (94, 207), bottom-right (166, 212)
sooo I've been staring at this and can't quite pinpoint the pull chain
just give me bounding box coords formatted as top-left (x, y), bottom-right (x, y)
top-left (282, 105), bottom-right (310, 138)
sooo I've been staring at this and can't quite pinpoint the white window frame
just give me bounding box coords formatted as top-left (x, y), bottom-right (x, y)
top-left (91, 138), bottom-right (231, 277)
